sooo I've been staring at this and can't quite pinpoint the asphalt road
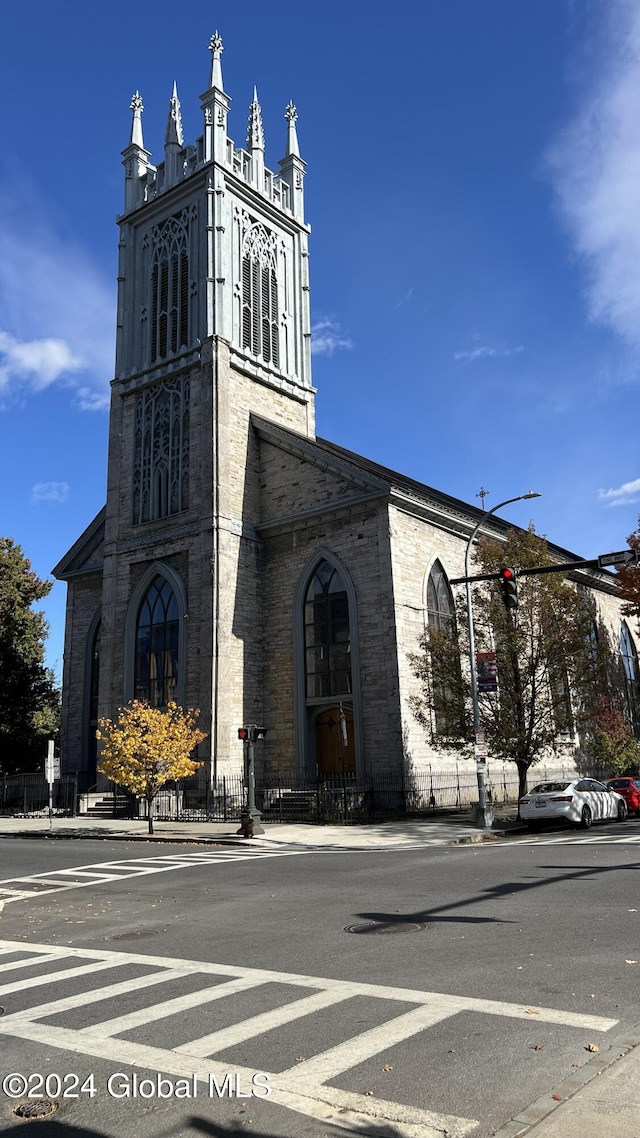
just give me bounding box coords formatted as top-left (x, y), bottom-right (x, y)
top-left (0, 828), bottom-right (639, 1138)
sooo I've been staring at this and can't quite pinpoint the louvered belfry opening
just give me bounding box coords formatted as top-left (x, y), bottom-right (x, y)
top-left (150, 215), bottom-right (190, 364)
top-left (241, 220), bottom-right (279, 366)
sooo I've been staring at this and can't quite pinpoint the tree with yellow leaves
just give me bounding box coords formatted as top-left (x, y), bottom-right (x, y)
top-left (97, 701), bottom-right (206, 834)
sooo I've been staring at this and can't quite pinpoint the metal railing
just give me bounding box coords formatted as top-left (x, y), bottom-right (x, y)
top-left (0, 763), bottom-right (609, 825)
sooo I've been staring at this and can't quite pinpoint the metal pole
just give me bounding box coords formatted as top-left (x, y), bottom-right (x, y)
top-left (464, 492), bottom-right (541, 829)
top-left (238, 728), bottom-right (265, 836)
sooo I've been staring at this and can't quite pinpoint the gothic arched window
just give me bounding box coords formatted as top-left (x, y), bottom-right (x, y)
top-left (621, 621), bottom-right (640, 736)
top-left (304, 561), bottom-right (351, 698)
top-left (426, 561), bottom-right (463, 736)
top-left (150, 216), bottom-right (189, 363)
top-left (427, 561), bottom-right (455, 635)
top-left (134, 575), bottom-right (180, 707)
top-left (241, 222), bottom-right (279, 366)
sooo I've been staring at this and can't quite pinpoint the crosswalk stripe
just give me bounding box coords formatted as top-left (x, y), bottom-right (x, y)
top-left (79, 975), bottom-right (265, 1038)
top-left (0, 966), bottom-right (192, 1019)
top-left (281, 999), bottom-right (458, 1083)
top-left (175, 986), bottom-right (349, 1058)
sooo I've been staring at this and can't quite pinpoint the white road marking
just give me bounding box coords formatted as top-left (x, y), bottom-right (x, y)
top-left (0, 848), bottom-right (306, 905)
top-left (175, 987), bottom-right (349, 1058)
top-left (0, 937), bottom-right (618, 1138)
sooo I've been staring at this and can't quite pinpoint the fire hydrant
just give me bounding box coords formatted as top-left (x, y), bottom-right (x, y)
top-left (240, 815), bottom-right (254, 839)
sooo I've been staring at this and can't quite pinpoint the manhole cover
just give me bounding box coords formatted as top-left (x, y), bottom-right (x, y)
top-left (110, 928), bottom-right (160, 941)
top-left (344, 921), bottom-right (427, 935)
top-left (14, 1100), bottom-right (58, 1119)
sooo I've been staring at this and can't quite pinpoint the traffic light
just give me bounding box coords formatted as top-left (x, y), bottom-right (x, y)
top-left (499, 567), bottom-right (518, 609)
top-left (238, 726), bottom-right (268, 743)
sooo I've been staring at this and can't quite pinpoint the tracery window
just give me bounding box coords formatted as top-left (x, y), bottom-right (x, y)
top-left (427, 561), bottom-right (455, 636)
top-left (241, 221), bottom-right (279, 366)
top-left (133, 375), bottom-right (189, 523)
top-left (150, 215), bottom-right (189, 363)
top-left (134, 575), bottom-right (179, 707)
top-left (304, 561), bottom-right (351, 698)
top-left (426, 561), bottom-right (463, 735)
top-left (621, 621), bottom-right (640, 736)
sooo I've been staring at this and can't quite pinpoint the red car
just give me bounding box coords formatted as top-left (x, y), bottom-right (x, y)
top-left (606, 777), bottom-right (640, 816)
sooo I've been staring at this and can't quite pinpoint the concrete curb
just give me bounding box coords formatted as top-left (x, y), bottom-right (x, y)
top-left (492, 1024), bottom-right (640, 1138)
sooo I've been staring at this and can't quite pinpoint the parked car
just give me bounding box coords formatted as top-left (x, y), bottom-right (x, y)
top-left (606, 777), bottom-right (640, 816)
top-left (519, 778), bottom-right (627, 830)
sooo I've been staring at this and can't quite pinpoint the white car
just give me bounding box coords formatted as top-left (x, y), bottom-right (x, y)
top-left (519, 778), bottom-right (627, 830)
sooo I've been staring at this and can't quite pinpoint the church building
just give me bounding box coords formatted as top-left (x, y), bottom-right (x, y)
top-left (53, 34), bottom-right (639, 797)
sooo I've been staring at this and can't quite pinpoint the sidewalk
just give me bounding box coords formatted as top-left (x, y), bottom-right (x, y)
top-left (0, 812), bottom-right (518, 849)
top-left (495, 1024), bottom-right (640, 1138)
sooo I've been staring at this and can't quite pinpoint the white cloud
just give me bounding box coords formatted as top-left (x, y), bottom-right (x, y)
top-left (311, 317), bottom-right (353, 357)
top-left (0, 183), bottom-right (114, 409)
top-left (31, 481), bottom-right (70, 505)
top-left (598, 476), bottom-right (640, 506)
top-left (548, 1), bottom-right (640, 346)
top-left (0, 331), bottom-right (83, 395)
top-left (454, 344), bottom-right (524, 364)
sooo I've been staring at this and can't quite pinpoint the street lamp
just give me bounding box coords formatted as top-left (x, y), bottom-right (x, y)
top-left (465, 492), bottom-right (541, 829)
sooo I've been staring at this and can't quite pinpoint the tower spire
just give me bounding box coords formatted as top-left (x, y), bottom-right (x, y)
top-left (247, 86), bottom-right (265, 153)
top-left (165, 81), bottom-right (184, 147)
top-left (164, 81), bottom-right (184, 187)
top-left (208, 30), bottom-right (224, 91)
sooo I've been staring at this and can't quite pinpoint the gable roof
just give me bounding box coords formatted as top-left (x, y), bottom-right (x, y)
top-left (52, 507), bottom-right (106, 580)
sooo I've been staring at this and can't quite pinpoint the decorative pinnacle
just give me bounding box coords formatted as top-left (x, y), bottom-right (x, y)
top-left (165, 80), bottom-right (184, 147)
top-left (283, 99), bottom-right (300, 158)
top-left (208, 30), bottom-right (224, 91)
top-left (129, 91), bottom-right (145, 149)
top-left (247, 86), bottom-right (265, 151)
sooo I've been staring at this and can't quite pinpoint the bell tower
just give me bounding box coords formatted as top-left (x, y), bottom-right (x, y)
top-left (95, 34), bottom-right (315, 788)
top-left (115, 32), bottom-right (313, 408)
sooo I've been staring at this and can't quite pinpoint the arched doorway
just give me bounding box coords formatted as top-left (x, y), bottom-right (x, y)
top-left (315, 705), bottom-right (355, 777)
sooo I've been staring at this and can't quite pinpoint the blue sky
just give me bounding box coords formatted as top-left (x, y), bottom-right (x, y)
top-left (2, 0), bottom-right (640, 679)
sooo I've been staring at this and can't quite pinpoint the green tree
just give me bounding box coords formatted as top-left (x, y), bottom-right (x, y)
top-left (585, 705), bottom-right (640, 776)
top-left (97, 700), bottom-right (207, 834)
top-left (0, 538), bottom-right (60, 774)
top-left (617, 522), bottom-right (640, 624)
top-left (410, 525), bottom-right (617, 799)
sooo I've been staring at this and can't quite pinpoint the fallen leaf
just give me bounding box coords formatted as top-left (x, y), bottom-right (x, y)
top-left (381, 1065), bottom-right (393, 1072)
top-left (532, 1044), bottom-right (545, 1051)
top-left (448, 1049), bottom-right (456, 1054)
top-left (552, 1094), bottom-right (563, 1102)
top-left (294, 1057), bottom-right (306, 1063)
top-left (585, 1043), bottom-right (599, 1053)
top-left (525, 1009), bottom-right (540, 1015)
top-left (572, 1063), bottom-right (582, 1069)
top-left (364, 1091), bottom-right (374, 1096)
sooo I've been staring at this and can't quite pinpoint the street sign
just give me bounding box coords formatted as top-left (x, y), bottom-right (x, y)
top-left (45, 740), bottom-right (60, 784)
top-left (598, 549), bottom-right (638, 568)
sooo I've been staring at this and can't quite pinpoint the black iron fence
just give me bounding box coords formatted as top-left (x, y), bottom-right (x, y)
top-left (1, 763), bottom-right (608, 824)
